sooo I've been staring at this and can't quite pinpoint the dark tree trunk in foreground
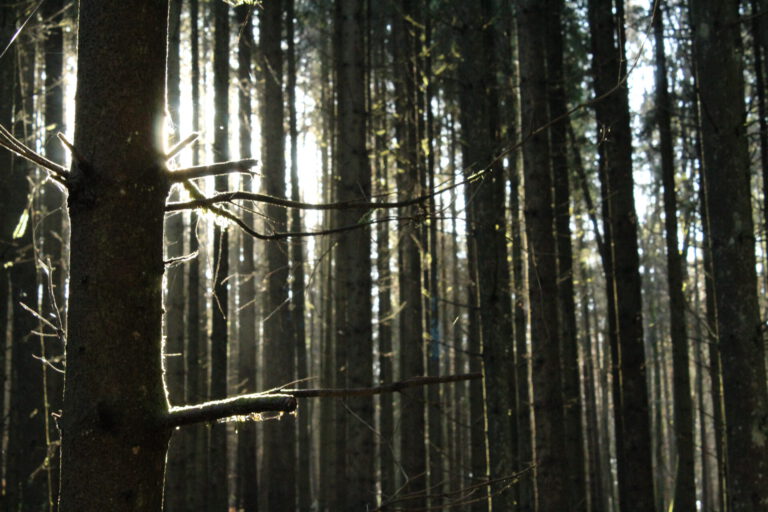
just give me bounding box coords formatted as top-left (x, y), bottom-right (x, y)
top-left (58, 2), bottom-right (172, 509)
top-left (587, 1), bottom-right (656, 509)
top-left (458, 0), bottom-right (517, 508)
top-left (334, 0), bottom-right (375, 508)
top-left (691, 0), bottom-right (768, 509)
top-left (517, 1), bottom-right (569, 509)
top-left (652, 2), bottom-right (695, 510)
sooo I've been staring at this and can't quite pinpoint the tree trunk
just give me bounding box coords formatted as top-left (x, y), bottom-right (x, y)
top-left (259, 1), bottom-right (297, 509)
top-left (546, 1), bottom-right (586, 508)
top-left (333, 1), bottom-right (375, 509)
top-left (185, 0), bottom-right (208, 507)
top-left (235, 5), bottom-right (258, 510)
top-left (691, 0), bottom-right (768, 509)
top-left (652, 2), bottom-right (695, 510)
top-left (58, 2), bottom-right (172, 510)
top-left (209, 2), bottom-right (230, 509)
top-left (163, 1), bottom-right (185, 509)
top-left (517, 1), bottom-right (569, 509)
top-left (458, 1), bottom-right (517, 508)
top-left (285, 0), bottom-right (311, 509)
top-left (587, 1), bottom-right (656, 509)
top-left (392, 0), bottom-right (427, 507)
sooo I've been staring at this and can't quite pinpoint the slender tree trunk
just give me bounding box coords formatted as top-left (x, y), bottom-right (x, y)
top-left (587, 1), bottom-right (656, 509)
top-left (392, 1), bottom-right (427, 506)
top-left (0, 5), bottom-right (16, 495)
top-left (259, 1), bottom-right (297, 509)
top-left (510, 75), bottom-right (534, 512)
top-left (163, 1), bottom-right (186, 509)
top-left (58, 2), bottom-right (172, 509)
top-left (691, 1), bottom-right (768, 509)
top-left (371, 2), bottom-right (395, 499)
top-left (209, 2), bottom-right (230, 509)
top-left (286, 1), bottom-right (311, 509)
top-left (652, 3), bottom-right (696, 509)
top-left (546, 1), bottom-right (586, 508)
top-left (185, 0), bottom-right (208, 507)
top-left (234, 6), bottom-right (258, 510)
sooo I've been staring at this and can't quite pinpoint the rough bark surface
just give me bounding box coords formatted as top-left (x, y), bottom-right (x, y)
top-left (59, 2), bottom-right (172, 510)
top-left (691, 0), bottom-right (768, 509)
top-left (458, 1), bottom-right (517, 508)
top-left (334, 0), bottom-right (375, 509)
top-left (518, 1), bottom-right (569, 509)
top-left (587, 0), bottom-right (656, 509)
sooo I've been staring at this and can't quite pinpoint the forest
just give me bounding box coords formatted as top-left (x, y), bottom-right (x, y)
top-left (0, 0), bottom-right (766, 510)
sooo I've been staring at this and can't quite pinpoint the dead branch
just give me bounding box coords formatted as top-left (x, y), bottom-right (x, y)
top-left (166, 188), bottom-right (436, 212)
top-left (165, 393), bottom-right (297, 428)
top-left (169, 158), bottom-right (259, 182)
top-left (273, 372), bottom-right (481, 398)
top-left (165, 132), bottom-right (199, 161)
top-left (0, 124), bottom-right (68, 183)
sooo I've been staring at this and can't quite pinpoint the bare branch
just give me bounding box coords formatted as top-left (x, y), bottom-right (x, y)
top-left (165, 393), bottom-right (297, 428)
top-left (0, 124), bottom-right (68, 183)
top-left (165, 132), bottom-right (199, 161)
top-left (274, 372), bottom-right (481, 398)
top-left (166, 188), bottom-right (433, 213)
top-left (169, 158), bottom-right (259, 182)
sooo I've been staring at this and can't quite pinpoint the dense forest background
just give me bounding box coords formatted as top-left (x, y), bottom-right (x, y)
top-left (0, 0), bottom-right (767, 510)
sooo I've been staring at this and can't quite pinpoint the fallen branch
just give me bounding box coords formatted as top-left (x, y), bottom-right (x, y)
top-left (166, 393), bottom-right (297, 428)
top-left (274, 372), bottom-right (481, 398)
top-left (169, 158), bottom-right (259, 182)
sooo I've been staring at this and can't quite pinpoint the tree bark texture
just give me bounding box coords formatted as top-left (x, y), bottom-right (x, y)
top-left (652, 2), bottom-right (695, 510)
top-left (458, 1), bottom-right (517, 509)
top-left (587, 0), bottom-right (656, 509)
top-left (59, 2), bottom-right (172, 510)
top-left (517, 1), bottom-right (569, 509)
top-left (334, 0), bottom-right (376, 509)
top-left (691, 0), bottom-right (768, 509)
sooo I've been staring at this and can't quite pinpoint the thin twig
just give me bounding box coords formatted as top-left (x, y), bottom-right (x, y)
top-left (165, 393), bottom-right (297, 428)
top-left (0, 124), bottom-right (68, 182)
top-left (169, 158), bottom-right (259, 182)
top-left (273, 372), bottom-right (481, 398)
top-left (165, 132), bottom-right (199, 161)
top-left (56, 132), bottom-right (85, 164)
